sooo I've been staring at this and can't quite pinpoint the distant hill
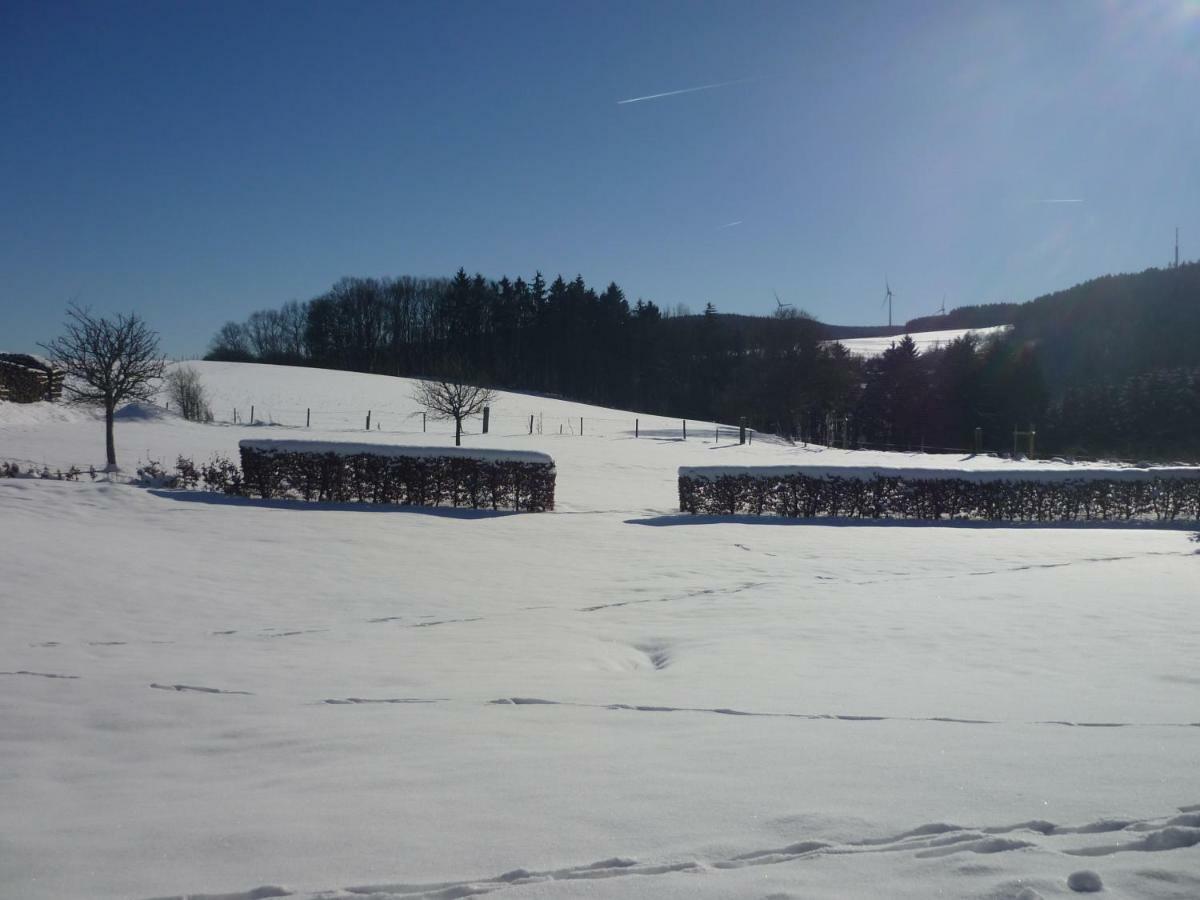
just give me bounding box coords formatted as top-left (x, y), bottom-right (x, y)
top-left (709, 262), bottom-right (1200, 393)
top-left (1009, 262), bottom-right (1200, 387)
top-left (903, 302), bottom-right (1021, 333)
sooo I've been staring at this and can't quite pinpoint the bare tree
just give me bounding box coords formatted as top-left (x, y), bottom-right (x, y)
top-left (207, 321), bottom-right (253, 361)
top-left (41, 305), bottom-right (166, 470)
top-left (164, 365), bottom-right (214, 422)
top-left (412, 368), bottom-right (497, 446)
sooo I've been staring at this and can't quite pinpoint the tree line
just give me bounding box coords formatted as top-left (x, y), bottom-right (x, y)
top-left (207, 261), bottom-right (1200, 460)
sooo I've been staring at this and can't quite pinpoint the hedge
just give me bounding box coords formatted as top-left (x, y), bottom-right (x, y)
top-left (678, 464), bottom-right (1200, 522)
top-left (239, 440), bottom-right (555, 511)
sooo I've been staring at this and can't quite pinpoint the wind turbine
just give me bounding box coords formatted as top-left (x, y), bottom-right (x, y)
top-left (773, 290), bottom-right (794, 314)
top-left (882, 279), bottom-right (894, 328)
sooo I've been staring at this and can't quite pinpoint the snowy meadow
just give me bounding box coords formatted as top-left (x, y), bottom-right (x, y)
top-left (2, 362), bottom-right (1198, 900)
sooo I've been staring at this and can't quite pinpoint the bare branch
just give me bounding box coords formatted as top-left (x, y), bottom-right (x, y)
top-left (39, 305), bottom-right (165, 467)
top-left (411, 364), bottom-right (497, 446)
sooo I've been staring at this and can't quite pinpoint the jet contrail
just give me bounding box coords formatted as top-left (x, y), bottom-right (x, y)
top-left (720, 220), bottom-right (743, 228)
top-left (617, 77), bottom-right (757, 105)
top-left (1035, 198), bottom-right (1085, 204)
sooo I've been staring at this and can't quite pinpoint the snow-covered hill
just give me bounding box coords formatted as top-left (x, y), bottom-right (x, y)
top-left (2, 361), bottom-right (1198, 900)
top-left (0, 359), bottom-right (1140, 512)
top-left (826, 324), bottom-right (1012, 358)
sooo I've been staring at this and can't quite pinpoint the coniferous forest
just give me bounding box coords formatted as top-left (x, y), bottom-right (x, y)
top-left (206, 263), bottom-right (1200, 461)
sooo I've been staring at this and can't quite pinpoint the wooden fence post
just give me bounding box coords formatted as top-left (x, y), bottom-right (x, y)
top-left (739, 418), bottom-right (746, 445)
top-left (366, 410), bottom-right (371, 431)
top-left (635, 418), bottom-right (639, 438)
top-left (482, 406), bottom-right (490, 434)
top-left (306, 408), bottom-right (311, 428)
top-left (580, 417), bottom-right (583, 436)
top-left (423, 412), bottom-right (426, 432)
top-left (250, 405), bottom-right (254, 424)
top-left (974, 427), bottom-right (982, 453)
top-left (529, 414), bottom-right (533, 435)
top-left (682, 420), bottom-right (687, 440)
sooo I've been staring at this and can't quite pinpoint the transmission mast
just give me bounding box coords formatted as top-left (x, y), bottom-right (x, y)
top-left (1176, 226), bottom-right (1180, 268)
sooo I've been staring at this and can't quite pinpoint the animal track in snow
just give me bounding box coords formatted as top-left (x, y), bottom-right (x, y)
top-left (149, 683), bottom-right (252, 696)
top-left (273, 802), bottom-right (1200, 899)
top-left (634, 641), bottom-right (671, 670)
top-left (1064, 826), bottom-right (1200, 856)
top-left (487, 696), bottom-right (1200, 729)
top-left (581, 581), bottom-right (766, 612)
top-left (489, 697), bottom-right (560, 706)
top-left (412, 617), bottom-right (483, 628)
top-left (260, 629), bottom-right (327, 639)
top-left (143, 885), bottom-right (291, 900)
top-left (1, 669), bottom-right (80, 679)
top-left (323, 697), bottom-right (441, 705)
top-left (842, 550), bottom-right (1195, 587)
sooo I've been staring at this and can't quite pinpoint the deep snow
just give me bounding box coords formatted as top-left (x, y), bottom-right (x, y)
top-left (2, 361), bottom-right (1198, 900)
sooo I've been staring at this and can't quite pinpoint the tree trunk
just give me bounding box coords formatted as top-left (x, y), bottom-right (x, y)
top-left (104, 402), bottom-right (118, 470)
top-left (455, 416), bottom-right (462, 446)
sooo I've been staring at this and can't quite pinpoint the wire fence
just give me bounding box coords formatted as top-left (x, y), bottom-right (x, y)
top-left (192, 401), bottom-right (762, 445)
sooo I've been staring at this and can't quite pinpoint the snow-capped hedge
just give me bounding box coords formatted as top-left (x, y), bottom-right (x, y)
top-left (677, 464), bottom-right (1200, 522)
top-left (239, 440), bottom-right (555, 511)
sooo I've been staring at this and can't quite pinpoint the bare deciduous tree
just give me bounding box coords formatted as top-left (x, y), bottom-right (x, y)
top-left (41, 305), bottom-right (166, 470)
top-left (164, 365), bottom-right (214, 423)
top-left (207, 320), bottom-right (253, 361)
top-left (412, 369), bottom-right (497, 446)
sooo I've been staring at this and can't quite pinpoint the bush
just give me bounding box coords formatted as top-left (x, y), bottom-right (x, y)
top-left (175, 456), bottom-right (199, 489)
top-left (164, 366), bottom-right (214, 422)
top-left (134, 457), bottom-right (177, 488)
top-left (238, 440), bottom-right (555, 511)
top-left (201, 455), bottom-right (243, 494)
top-left (678, 466), bottom-right (1200, 522)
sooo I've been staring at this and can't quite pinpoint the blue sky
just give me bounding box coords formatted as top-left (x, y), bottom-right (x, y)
top-left (3, 0), bottom-right (1198, 355)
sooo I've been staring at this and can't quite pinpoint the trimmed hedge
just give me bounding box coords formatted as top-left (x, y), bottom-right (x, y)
top-left (239, 440), bottom-right (555, 511)
top-left (678, 466), bottom-right (1200, 522)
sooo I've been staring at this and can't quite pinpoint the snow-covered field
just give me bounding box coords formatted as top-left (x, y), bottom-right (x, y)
top-left (2, 362), bottom-right (1198, 900)
top-left (827, 325), bottom-right (1013, 358)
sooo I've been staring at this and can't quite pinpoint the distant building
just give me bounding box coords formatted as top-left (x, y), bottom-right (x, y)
top-left (0, 354), bottom-right (65, 403)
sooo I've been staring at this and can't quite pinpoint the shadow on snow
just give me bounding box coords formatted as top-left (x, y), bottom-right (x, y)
top-left (627, 513), bottom-right (1200, 533)
top-left (147, 489), bottom-right (520, 519)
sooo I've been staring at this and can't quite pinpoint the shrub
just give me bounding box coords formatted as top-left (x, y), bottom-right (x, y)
top-left (164, 366), bottom-right (214, 422)
top-left (175, 456), bottom-right (199, 489)
top-left (238, 440), bottom-right (555, 511)
top-left (678, 465), bottom-right (1200, 522)
top-left (134, 457), bottom-right (177, 488)
top-left (201, 454), bottom-right (243, 494)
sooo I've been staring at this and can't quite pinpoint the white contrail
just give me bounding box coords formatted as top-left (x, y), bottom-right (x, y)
top-left (1035, 198), bottom-right (1085, 204)
top-left (720, 220), bottom-right (743, 228)
top-left (617, 77), bottom-right (757, 105)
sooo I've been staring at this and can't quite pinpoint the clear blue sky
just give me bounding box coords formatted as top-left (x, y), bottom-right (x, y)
top-left (3, 0), bottom-right (1198, 355)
